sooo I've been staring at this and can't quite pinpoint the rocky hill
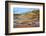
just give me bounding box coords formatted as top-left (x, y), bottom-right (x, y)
top-left (13, 10), bottom-right (40, 28)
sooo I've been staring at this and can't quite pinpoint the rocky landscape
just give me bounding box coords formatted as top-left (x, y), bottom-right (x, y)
top-left (13, 10), bottom-right (40, 28)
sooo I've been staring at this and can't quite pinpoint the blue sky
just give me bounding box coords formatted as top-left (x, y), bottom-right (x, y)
top-left (13, 7), bottom-right (38, 14)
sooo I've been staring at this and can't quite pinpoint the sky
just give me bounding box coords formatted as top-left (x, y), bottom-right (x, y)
top-left (13, 7), bottom-right (38, 14)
